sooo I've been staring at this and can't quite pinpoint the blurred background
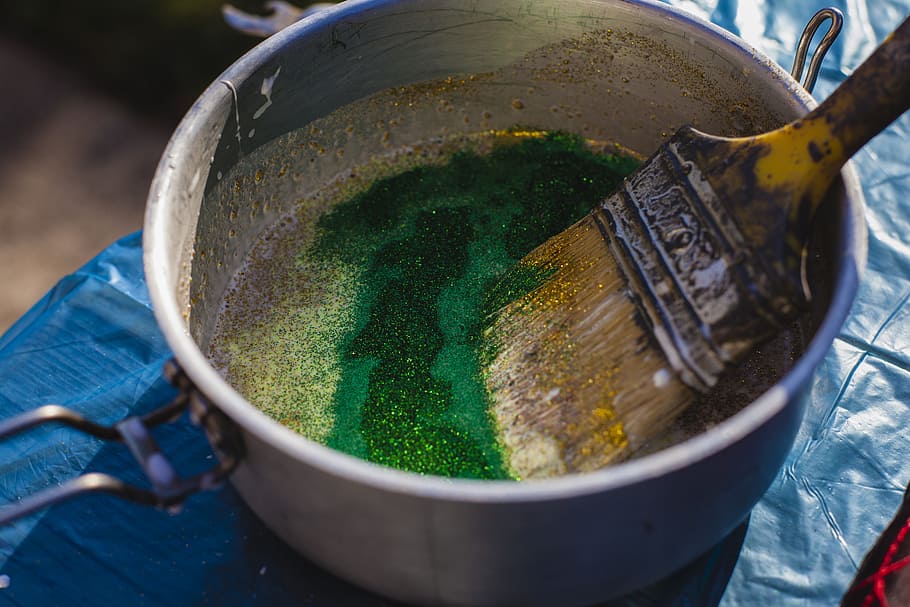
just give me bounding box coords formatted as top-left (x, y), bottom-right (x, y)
top-left (0, 1), bottom-right (310, 331)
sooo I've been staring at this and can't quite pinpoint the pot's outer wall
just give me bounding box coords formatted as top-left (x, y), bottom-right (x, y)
top-left (232, 391), bottom-right (807, 605)
top-left (143, 0), bottom-right (866, 605)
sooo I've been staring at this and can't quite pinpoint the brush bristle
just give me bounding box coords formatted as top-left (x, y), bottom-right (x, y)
top-left (482, 212), bottom-right (695, 479)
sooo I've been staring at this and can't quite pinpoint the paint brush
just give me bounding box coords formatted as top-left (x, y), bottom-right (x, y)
top-left (483, 16), bottom-right (910, 479)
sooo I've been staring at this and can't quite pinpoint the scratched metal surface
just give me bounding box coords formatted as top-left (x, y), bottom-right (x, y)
top-left (0, 0), bottom-right (908, 605)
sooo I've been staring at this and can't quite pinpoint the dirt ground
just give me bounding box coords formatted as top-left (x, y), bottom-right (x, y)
top-left (0, 37), bottom-right (172, 332)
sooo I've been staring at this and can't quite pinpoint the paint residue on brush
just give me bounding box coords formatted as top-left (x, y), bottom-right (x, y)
top-left (210, 130), bottom-right (639, 480)
top-left (481, 216), bottom-right (635, 477)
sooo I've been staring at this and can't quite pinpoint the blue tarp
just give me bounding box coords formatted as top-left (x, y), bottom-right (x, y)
top-left (0, 0), bottom-right (909, 604)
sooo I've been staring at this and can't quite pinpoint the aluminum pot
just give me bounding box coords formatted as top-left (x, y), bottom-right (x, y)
top-left (141, 1), bottom-right (865, 604)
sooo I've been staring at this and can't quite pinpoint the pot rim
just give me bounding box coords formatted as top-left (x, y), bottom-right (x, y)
top-left (144, 0), bottom-right (867, 502)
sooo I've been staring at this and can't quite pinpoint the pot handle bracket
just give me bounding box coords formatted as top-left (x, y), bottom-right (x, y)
top-left (791, 7), bottom-right (844, 94)
top-left (222, 1), bottom-right (333, 37)
top-left (0, 360), bottom-right (243, 525)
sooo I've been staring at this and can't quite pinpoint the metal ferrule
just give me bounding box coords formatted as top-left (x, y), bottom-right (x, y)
top-left (595, 135), bottom-right (802, 392)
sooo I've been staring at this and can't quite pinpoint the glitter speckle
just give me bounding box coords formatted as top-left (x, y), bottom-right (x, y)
top-left (653, 369), bottom-right (672, 388)
top-left (210, 130), bottom-right (638, 479)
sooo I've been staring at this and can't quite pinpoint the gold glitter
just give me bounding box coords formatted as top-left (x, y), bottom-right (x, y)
top-left (592, 407), bottom-right (615, 421)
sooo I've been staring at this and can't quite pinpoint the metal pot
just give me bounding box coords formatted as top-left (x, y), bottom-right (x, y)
top-left (4, 1), bottom-right (866, 605)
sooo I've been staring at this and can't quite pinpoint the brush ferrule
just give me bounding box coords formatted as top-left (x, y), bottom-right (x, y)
top-left (595, 134), bottom-right (801, 392)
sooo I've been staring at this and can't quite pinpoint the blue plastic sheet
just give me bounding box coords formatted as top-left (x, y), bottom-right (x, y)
top-left (692, 1), bottom-right (910, 604)
top-left (0, 1), bottom-right (909, 605)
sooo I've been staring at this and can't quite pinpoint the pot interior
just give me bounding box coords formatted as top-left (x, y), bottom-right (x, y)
top-left (165, 0), bottom-right (848, 474)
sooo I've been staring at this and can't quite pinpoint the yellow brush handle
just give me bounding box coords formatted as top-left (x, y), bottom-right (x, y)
top-left (695, 14), bottom-right (910, 283)
top-left (757, 14), bottom-right (910, 216)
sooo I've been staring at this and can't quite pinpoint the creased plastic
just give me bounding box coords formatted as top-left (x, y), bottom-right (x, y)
top-left (0, 233), bottom-right (172, 570)
top-left (710, 0), bottom-right (910, 604)
top-left (0, 0), bottom-right (908, 604)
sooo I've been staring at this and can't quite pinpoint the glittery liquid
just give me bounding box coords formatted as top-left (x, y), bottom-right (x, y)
top-left (210, 130), bottom-right (639, 480)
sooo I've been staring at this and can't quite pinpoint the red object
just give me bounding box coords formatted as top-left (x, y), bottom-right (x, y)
top-left (842, 486), bottom-right (910, 606)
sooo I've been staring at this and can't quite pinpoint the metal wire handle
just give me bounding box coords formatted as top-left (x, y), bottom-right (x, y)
top-left (222, 1), bottom-right (334, 37)
top-left (791, 7), bottom-right (844, 93)
top-left (0, 360), bottom-right (243, 525)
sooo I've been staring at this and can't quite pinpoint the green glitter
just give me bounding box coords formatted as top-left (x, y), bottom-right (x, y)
top-left (315, 131), bottom-right (637, 479)
top-left (213, 130), bottom-right (639, 480)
